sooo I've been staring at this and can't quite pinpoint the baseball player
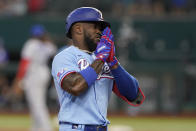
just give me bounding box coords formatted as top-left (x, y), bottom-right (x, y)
top-left (52, 7), bottom-right (145, 131)
top-left (12, 24), bottom-right (57, 131)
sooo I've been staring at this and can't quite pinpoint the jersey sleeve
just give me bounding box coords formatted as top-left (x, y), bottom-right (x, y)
top-left (51, 52), bottom-right (79, 87)
top-left (16, 41), bottom-right (36, 80)
top-left (16, 58), bottom-right (30, 80)
top-left (112, 82), bottom-right (145, 107)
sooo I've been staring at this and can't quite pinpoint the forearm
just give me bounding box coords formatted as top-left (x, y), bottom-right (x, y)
top-left (79, 59), bottom-right (104, 87)
top-left (111, 65), bottom-right (139, 101)
top-left (61, 59), bottom-right (104, 96)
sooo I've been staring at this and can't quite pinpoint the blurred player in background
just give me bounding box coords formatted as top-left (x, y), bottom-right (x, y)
top-left (52, 7), bottom-right (145, 131)
top-left (0, 37), bottom-right (10, 108)
top-left (12, 24), bottom-right (57, 131)
top-left (0, 37), bottom-right (9, 66)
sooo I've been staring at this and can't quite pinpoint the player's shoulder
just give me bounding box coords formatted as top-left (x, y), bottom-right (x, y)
top-left (23, 38), bottom-right (40, 48)
top-left (56, 45), bottom-right (76, 55)
top-left (53, 45), bottom-right (76, 61)
top-left (52, 45), bottom-right (78, 69)
top-left (22, 38), bottom-right (39, 52)
top-left (25, 38), bottom-right (40, 44)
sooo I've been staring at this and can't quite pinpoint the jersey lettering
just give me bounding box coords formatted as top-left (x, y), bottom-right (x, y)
top-left (97, 64), bottom-right (114, 80)
top-left (77, 58), bottom-right (113, 79)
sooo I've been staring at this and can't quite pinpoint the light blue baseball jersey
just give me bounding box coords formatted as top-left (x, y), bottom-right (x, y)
top-left (51, 45), bottom-right (114, 125)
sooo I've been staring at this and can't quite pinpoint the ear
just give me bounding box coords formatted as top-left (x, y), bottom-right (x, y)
top-left (72, 23), bottom-right (83, 36)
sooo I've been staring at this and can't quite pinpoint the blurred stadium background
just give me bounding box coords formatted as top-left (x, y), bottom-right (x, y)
top-left (0, 0), bottom-right (196, 131)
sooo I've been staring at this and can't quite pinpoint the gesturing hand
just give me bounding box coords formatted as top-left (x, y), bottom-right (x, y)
top-left (94, 27), bottom-right (113, 62)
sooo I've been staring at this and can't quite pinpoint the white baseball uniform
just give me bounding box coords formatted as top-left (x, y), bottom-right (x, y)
top-left (21, 38), bottom-right (57, 131)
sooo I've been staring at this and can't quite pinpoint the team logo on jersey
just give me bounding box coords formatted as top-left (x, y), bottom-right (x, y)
top-left (57, 68), bottom-right (68, 81)
top-left (77, 58), bottom-right (113, 80)
top-left (97, 64), bottom-right (114, 80)
top-left (78, 59), bottom-right (89, 70)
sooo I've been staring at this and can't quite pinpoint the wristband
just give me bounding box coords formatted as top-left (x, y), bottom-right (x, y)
top-left (80, 66), bottom-right (98, 87)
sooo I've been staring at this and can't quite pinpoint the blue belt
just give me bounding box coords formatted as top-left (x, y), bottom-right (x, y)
top-left (84, 125), bottom-right (107, 131)
top-left (59, 121), bottom-right (107, 131)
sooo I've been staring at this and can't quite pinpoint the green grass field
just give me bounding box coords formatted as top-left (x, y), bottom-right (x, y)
top-left (109, 116), bottom-right (196, 131)
top-left (0, 114), bottom-right (196, 131)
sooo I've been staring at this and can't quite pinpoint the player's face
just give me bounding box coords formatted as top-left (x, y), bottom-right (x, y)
top-left (83, 22), bottom-right (102, 52)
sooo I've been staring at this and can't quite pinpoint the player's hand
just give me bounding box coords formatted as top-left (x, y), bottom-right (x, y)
top-left (94, 27), bottom-right (113, 62)
top-left (103, 29), bottom-right (118, 68)
top-left (11, 79), bottom-right (24, 99)
top-left (107, 44), bottom-right (118, 68)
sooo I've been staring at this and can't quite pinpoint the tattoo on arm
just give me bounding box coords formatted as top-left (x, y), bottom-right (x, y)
top-left (61, 59), bottom-right (104, 96)
top-left (61, 72), bottom-right (88, 96)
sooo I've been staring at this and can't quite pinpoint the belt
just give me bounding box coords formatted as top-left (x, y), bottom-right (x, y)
top-left (85, 125), bottom-right (107, 131)
top-left (59, 121), bottom-right (107, 131)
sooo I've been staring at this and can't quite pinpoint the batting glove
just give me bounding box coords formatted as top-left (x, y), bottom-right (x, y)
top-left (108, 43), bottom-right (118, 67)
top-left (102, 28), bottom-right (118, 67)
top-left (94, 27), bottom-right (113, 62)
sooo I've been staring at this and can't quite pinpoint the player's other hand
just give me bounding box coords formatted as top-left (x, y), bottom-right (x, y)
top-left (11, 79), bottom-right (23, 98)
top-left (94, 27), bottom-right (113, 62)
top-left (107, 44), bottom-right (118, 68)
top-left (102, 28), bottom-right (118, 68)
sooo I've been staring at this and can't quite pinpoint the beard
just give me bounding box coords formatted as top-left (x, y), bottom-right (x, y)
top-left (84, 31), bottom-right (98, 52)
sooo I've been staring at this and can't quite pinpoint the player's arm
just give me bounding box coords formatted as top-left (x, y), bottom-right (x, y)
top-left (111, 64), bottom-right (139, 101)
top-left (11, 58), bottom-right (30, 97)
top-left (61, 59), bottom-right (104, 96)
top-left (106, 29), bottom-right (145, 106)
top-left (109, 61), bottom-right (145, 106)
top-left (15, 58), bottom-right (30, 81)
